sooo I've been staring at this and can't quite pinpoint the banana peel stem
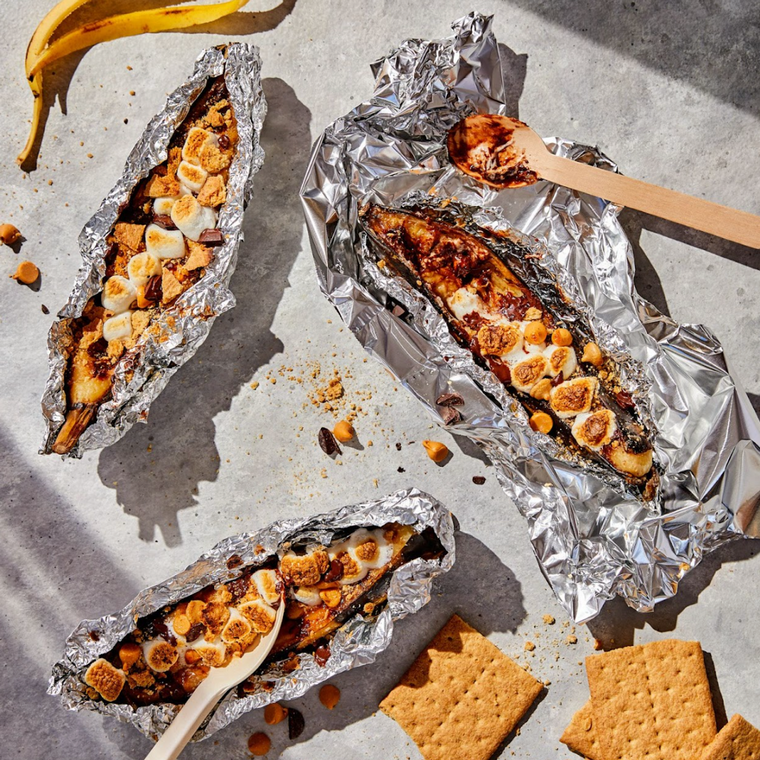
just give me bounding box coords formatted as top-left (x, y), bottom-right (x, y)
top-left (17, 73), bottom-right (44, 166)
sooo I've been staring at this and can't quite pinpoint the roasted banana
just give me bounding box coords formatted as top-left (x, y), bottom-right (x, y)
top-left (362, 204), bottom-right (657, 494)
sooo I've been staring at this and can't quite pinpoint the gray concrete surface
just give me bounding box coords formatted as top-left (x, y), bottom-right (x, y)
top-left (1, 1), bottom-right (759, 758)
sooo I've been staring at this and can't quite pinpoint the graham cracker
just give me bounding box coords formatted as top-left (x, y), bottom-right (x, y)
top-left (586, 639), bottom-right (716, 760)
top-left (699, 714), bottom-right (760, 760)
top-left (560, 701), bottom-right (606, 760)
top-left (380, 614), bottom-right (542, 760)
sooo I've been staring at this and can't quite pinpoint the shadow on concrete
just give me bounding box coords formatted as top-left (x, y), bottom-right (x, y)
top-left (497, 42), bottom-right (528, 118)
top-left (97, 78), bottom-right (311, 546)
top-left (586, 536), bottom-right (758, 649)
top-left (19, 0), bottom-right (297, 169)
top-left (504, 0), bottom-right (760, 119)
top-left (748, 393), bottom-right (760, 418)
top-left (0, 424), bottom-right (146, 760)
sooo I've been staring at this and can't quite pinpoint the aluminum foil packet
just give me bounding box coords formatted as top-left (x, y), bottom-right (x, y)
top-left (300, 12), bottom-right (760, 622)
top-left (48, 488), bottom-right (455, 741)
top-left (41, 43), bottom-right (266, 457)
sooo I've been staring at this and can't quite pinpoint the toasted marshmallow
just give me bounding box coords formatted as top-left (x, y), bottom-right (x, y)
top-left (103, 311), bottom-right (133, 342)
top-left (101, 275), bottom-right (137, 314)
top-left (346, 529), bottom-right (394, 570)
top-left (182, 127), bottom-right (219, 165)
top-left (606, 444), bottom-right (654, 479)
top-left (170, 194), bottom-right (216, 242)
top-left (145, 224), bottom-right (185, 260)
top-left (252, 569), bottom-right (280, 606)
top-left (544, 344), bottom-right (577, 380)
top-left (142, 639), bottom-right (178, 672)
top-left (84, 659), bottom-right (126, 702)
top-left (127, 251), bottom-right (162, 287)
top-left (292, 586), bottom-right (321, 606)
top-left (572, 409), bottom-right (618, 451)
top-left (177, 160), bottom-right (208, 193)
top-left (476, 322), bottom-right (523, 360)
top-left (190, 639), bottom-right (226, 667)
top-left (550, 377), bottom-right (598, 419)
top-left (447, 287), bottom-right (494, 322)
top-left (328, 542), bottom-right (369, 585)
top-left (510, 354), bottom-right (549, 394)
top-left (221, 608), bottom-right (253, 643)
top-left (153, 197), bottom-right (176, 215)
top-left (238, 599), bottom-right (276, 632)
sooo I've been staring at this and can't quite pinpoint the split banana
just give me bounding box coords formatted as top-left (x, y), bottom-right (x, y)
top-left (18, 0), bottom-right (250, 166)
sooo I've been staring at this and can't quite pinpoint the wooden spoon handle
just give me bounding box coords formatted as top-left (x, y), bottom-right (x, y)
top-left (143, 679), bottom-right (225, 760)
top-left (538, 153), bottom-right (760, 248)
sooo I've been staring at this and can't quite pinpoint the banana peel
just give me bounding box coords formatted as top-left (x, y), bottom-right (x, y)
top-left (18, 0), bottom-right (250, 166)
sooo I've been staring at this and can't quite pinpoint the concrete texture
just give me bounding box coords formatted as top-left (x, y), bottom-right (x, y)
top-left (1, 1), bottom-right (759, 758)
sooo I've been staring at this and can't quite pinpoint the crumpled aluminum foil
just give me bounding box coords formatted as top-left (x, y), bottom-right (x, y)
top-left (300, 12), bottom-right (760, 623)
top-left (48, 488), bottom-right (455, 741)
top-left (40, 43), bottom-right (266, 457)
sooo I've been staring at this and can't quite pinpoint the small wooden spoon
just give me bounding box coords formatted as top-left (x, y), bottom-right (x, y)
top-left (144, 599), bottom-right (286, 760)
top-left (448, 114), bottom-right (760, 248)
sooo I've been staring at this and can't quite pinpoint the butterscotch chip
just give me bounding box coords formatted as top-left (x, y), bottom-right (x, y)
top-left (184, 240), bottom-right (214, 271)
top-left (699, 714), bottom-right (760, 760)
top-left (380, 614), bottom-right (542, 760)
top-left (113, 222), bottom-right (145, 252)
top-left (264, 703), bottom-right (288, 725)
top-left (247, 731), bottom-right (271, 756)
top-left (319, 684), bottom-right (341, 709)
top-left (84, 658), bottom-right (126, 702)
top-left (197, 174), bottom-right (226, 207)
top-left (560, 702), bottom-right (606, 760)
top-left (586, 639), bottom-right (716, 760)
top-left (145, 173), bottom-right (179, 198)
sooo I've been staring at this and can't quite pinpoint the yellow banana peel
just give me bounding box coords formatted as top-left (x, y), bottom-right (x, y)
top-left (18, 0), bottom-right (250, 166)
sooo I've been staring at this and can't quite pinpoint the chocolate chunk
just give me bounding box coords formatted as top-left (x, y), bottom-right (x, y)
top-left (218, 133), bottom-right (231, 150)
top-left (397, 467), bottom-right (406, 473)
top-left (151, 214), bottom-right (177, 230)
top-left (318, 427), bottom-right (341, 456)
top-left (198, 228), bottom-right (224, 246)
top-left (435, 392), bottom-right (464, 407)
top-left (41, 304), bottom-right (50, 314)
top-left (472, 476), bottom-right (486, 485)
top-left (615, 389), bottom-right (636, 410)
top-left (87, 337), bottom-right (108, 358)
top-left (288, 707), bottom-right (305, 739)
top-left (551, 373), bottom-right (564, 387)
top-left (324, 559), bottom-right (344, 582)
top-left (88, 630), bottom-right (100, 642)
top-left (395, 442), bottom-right (402, 451)
top-left (185, 623), bottom-right (204, 643)
top-left (314, 644), bottom-right (331, 667)
top-left (226, 554), bottom-right (243, 569)
top-left (144, 274), bottom-right (162, 302)
top-left (440, 406), bottom-right (461, 425)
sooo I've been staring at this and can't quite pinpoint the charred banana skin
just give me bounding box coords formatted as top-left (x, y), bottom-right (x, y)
top-left (362, 204), bottom-right (656, 492)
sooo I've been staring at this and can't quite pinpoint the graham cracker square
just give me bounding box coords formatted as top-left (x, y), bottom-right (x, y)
top-left (560, 701), bottom-right (606, 760)
top-left (699, 714), bottom-right (760, 760)
top-left (379, 614), bottom-right (542, 760)
top-left (586, 639), bottom-right (716, 760)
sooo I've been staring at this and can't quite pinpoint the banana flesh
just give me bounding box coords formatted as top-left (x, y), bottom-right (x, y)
top-left (18, 0), bottom-right (250, 165)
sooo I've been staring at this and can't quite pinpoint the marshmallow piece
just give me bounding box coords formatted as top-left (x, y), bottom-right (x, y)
top-left (346, 529), bottom-right (393, 570)
top-left (170, 194), bottom-right (216, 242)
top-left (182, 127), bottom-right (219, 165)
top-left (550, 377), bottom-right (598, 419)
top-left (252, 569), bottom-right (280, 606)
top-left (142, 639), bottom-right (178, 672)
top-left (103, 311), bottom-right (133, 342)
top-left (544, 344), bottom-right (578, 380)
top-left (447, 287), bottom-right (495, 322)
top-left (221, 608), bottom-right (253, 643)
top-left (145, 224), bottom-right (185, 260)
top-left (511, 354), bottom-right (549, 394)
top-left (572, 409), bottom-right (618, 451)
top-left (153, 197), bottom-right (176, 215)
top-left (292, 586), bottom-right (321, 606)
top-left (190, 639), bottom-right (226, 668)
top-left (177, 160), bottom-right (208, 193)
top-left (101, 275), bottom-right (137, 314)
top-left (127, 251), bottom-right (162, 287)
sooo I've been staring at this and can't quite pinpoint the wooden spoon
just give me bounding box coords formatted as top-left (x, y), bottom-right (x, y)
top-left (448, 114), bottom-right (760, 248)
top-left (144, 598), bottom-right (286, 760)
